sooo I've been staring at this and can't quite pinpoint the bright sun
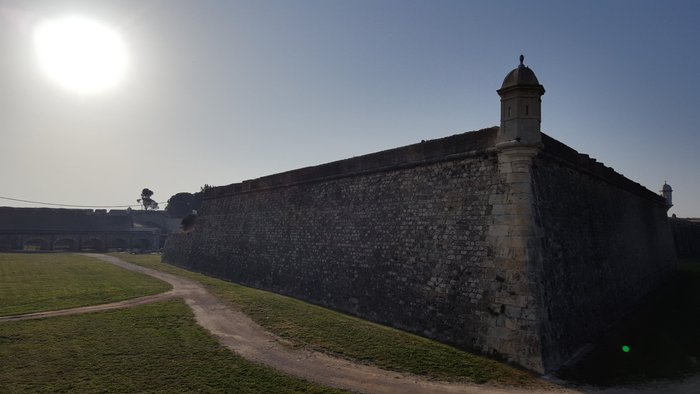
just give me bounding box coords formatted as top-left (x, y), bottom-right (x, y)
top-left (33, 16), bottom-right (129, 95)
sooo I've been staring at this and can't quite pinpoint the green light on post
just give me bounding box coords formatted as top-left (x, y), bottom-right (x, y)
top-left (622, 345), bottom-right (630, 353)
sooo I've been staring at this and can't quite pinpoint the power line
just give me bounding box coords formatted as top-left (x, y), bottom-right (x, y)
top-left (0, 196), bottom-right (166, 209)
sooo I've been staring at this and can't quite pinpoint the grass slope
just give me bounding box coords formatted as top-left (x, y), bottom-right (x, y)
top-left (0, 253), bottom-right (170, 316)
top-left (114, 253), bottom-right (544, 387)
top-left (0, 300), bottom-right (339, 393)
top-left (559, 258), bottom-right (700, 386)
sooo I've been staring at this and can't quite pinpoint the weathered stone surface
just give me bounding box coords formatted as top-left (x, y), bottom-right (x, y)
top-left (165, 145), bottom-right (521, 361)
top-left (163, 60), bottom-right (677, 373)
top-left (531, 147), bottom-right (677, 371)
top-left (162, 129), bottom-right (677, 374)
top-left (670, 217), bottom-right (700, 258)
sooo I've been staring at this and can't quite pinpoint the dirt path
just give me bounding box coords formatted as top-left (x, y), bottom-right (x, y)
top-left (73, 254), bottom-right (570, 394)
top-left (0, 253), bottom-right (600, 393)
top-left (0, 292), bottom-right (177, 323)
top-left (4, 253), bottom-right (698, 393)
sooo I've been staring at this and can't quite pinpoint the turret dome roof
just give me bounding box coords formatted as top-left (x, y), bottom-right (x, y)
top-left (499, 55), bottom-right (545, 93)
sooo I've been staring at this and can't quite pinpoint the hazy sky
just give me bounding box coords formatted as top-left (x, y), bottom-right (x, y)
top-left (1, 0), bottom-right (698, 217)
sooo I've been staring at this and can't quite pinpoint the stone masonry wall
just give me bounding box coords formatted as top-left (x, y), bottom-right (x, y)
top-left (163, 134), bottom-right (544, 369)
top-left (163, 127), bottom-right (677, 373)
top-left (170, 156), bottom-right (505, 344)
top-left (531, 150), bottom-right (677, 371)
top-left (670, 218), bottom-right (700, 258)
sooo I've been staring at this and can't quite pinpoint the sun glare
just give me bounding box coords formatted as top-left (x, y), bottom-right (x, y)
top-left (33, 16), bottom-right (129, 95)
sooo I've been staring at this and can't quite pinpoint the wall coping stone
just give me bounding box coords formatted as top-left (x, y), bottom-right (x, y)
top-left (202, 127), bottom-right (665, 208)
top-left (204, 127), bottom-right (499, 199)
top-left (539, 133), bottom-right (666, 205)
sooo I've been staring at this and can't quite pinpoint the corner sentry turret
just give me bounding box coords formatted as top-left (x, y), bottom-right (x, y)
top-left (496, 55), bottom-right (545, 147)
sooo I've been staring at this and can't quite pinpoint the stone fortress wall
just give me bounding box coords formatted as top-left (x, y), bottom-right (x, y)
top-left (163, 58), bottom-right (676, 373)
top-left (164, 128), bottom-right (549, 369)
top-left (669, 217), bottom-right (700, 258)
top-left (530, 135), bottom-right (676, 369)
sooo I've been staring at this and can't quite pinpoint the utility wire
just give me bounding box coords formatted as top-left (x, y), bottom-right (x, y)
top-left (0, 196), bottom-right (167, 209)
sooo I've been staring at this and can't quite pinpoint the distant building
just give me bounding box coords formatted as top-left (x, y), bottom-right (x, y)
top-left (669, 215), bottom-right (700, 258)
top-left (0, 207), bottom-right (163, 251)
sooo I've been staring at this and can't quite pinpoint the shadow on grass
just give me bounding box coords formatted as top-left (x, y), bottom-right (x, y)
top-left (558, 258), bottom-right (700, 386)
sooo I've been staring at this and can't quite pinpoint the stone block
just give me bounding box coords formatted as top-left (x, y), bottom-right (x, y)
top-left (490, 204), bottom-right (514, 215)
top-left (506, 172), bottom-right (532, 184)
top-left (504, 305), bottom-right (522, 318)
top-left (488, 224), bottom-right (510, 237)
top-left (488, 194), bottom-right (505, 204)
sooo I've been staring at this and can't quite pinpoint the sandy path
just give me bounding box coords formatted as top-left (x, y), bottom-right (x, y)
top-left (0, 291), bottom-right (177, 322)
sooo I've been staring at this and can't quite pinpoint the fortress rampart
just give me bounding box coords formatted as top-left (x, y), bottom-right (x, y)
top-left (162, 59), bottom-right (676, 372)
top-left (531, 135), bottom-right (676, 368)
top-left (670, 217), bottom-right (700, 258)
top-left (0, 207), bottom-right (161, 251)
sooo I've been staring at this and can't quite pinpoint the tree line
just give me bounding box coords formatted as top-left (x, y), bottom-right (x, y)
top-left (137, 185), bottom-right (213, 218)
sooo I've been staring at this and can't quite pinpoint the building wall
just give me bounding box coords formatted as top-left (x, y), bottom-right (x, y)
top-left (0, 207), bottom-right (160, 251)
top-left (165, 152), bottom-right (533, 351)
top-left (670, 218), bottom-right (700, 258)
top-left (531, 146), bottom-right (676, 370)
top-left (0, 231), bottom-right (160, 251)
top-left (163, 129), bottom-right (677, 373)
top-left (0, 207), bottom-right (133, 231)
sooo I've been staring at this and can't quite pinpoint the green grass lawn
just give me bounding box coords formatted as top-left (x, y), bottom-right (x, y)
top-left (113, 253), bottom-right (546, 388)
top-left (0, 300), bottom-right (340, 393)
top-left (558, 258), bottom-right (700, 386)
top-left (0, 253), bottom-right (171, 316)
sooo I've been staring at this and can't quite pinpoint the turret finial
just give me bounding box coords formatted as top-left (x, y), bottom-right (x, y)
top-left (519, 54), bottom-right (524, 66)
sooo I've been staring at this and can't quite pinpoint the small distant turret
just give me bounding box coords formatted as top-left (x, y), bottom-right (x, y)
top-left (660, 181), bottom-right (673, 208)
